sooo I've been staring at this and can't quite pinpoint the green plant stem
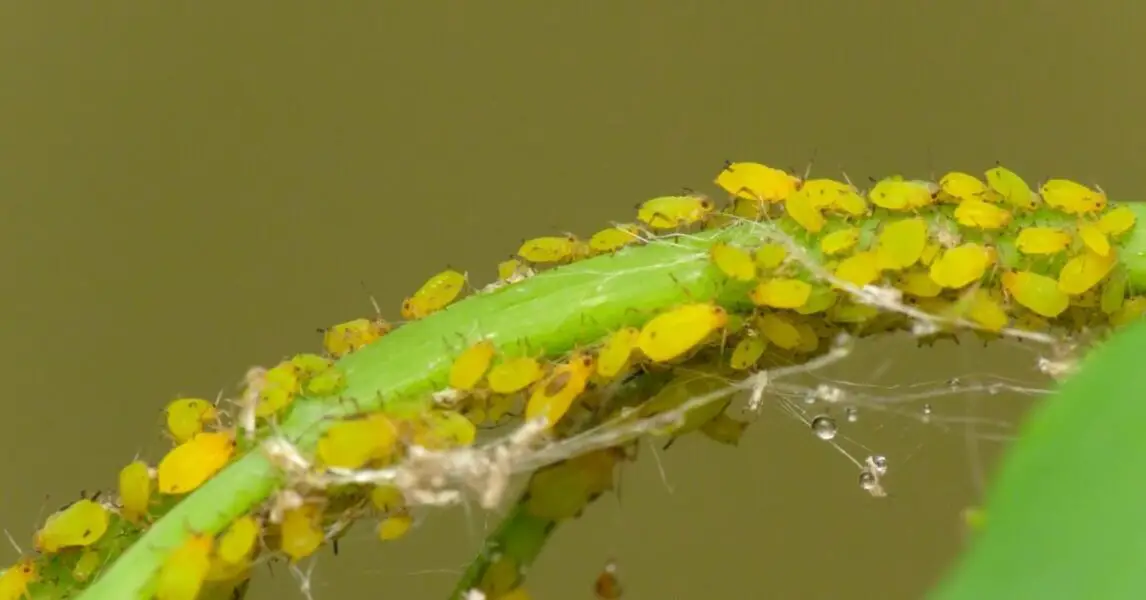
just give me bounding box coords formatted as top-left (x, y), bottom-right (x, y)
top-left (75, 203), bottom-right (1146, 600)
top-left (76, 224), bottom-right (758, 600)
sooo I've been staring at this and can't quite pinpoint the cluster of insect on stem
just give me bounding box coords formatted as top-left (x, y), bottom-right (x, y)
top-left (4, 160), bottom-right (1142, 600)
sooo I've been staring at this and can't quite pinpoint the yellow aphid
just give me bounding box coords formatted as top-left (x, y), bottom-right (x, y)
top-left (785, 190), bottom-right (826, 233)
top-left (486, 394), bottom-right (516, 423)
top-left (1077, 222), bottom-right (1111, 257)
top-left (1040, 179), bottom-right (1106, 215)
top-left (164, 397), bottom-right (218, 444)
top-left (637, 302), bottom-right (729, 362)
top-left (1058, 248), bottom-right (1117, 296)
top-left (1101, 270), bottom-right (1127, 314)
top-left (636, 194), bottom-right (716, 230)
top-left (290, 353), bottom-right (332, 378)
top-left (497, 258), bottom-right (529, 282)
top-left (920, 243), bottom-right (941, 266)
top-left (966, 289), bottom-right (1008, 332)
top-left (715, 161), bottom-right (799, 203)
top-left (640, 371), bottom-right (729, 441)
top-left (72, 549), bottom-right (102, 582)
top-left (216, 515), bottom-right (259, 567)
top-left (321, 317), bottom-right (390, 358)
top-left (750, 278), bottom-right (812, 309)
top-left (34, 498), bottom-right (110, 553)
top-left (1002, 271), bottom-right (1070, 318)
top-left (832, 189), bottom-right (870, 216)
top-left (795, 287), bottom-right (838, 314)
top-left (985, 165), bottom-right (1038, 210)
top-left (517, 235), bottom-right (579, 264)
top-left (700, 412), bottom-right (750, 447)
top-left (377, 512), bottom-right (413, 541)
top-left (729, 335), bottom-right (766, 370)
top-left (480, 555), bottom-right (525, 599)
top-left (449, 340), bottom-right (497, 391)
top-left (589, 224), bottom-right (643, 254)
top-left (402, 269), bottom-right (467, 319)
top-left (525, 353), bottom-right (596, 427)
top-left (410, 409), bottom-right (477, 449)
top-left (819, 227), bottom-right (860, 256)
top-left (756, 313), bottom-right (801, 349)
top-left (709, 243), bottom-right (757, 282)
top-left (155, 533), bottom-right (214, 600)
top-left (279, 505), bottom-right (324, 562)
top-left (896, 271), bottom-right (943, 298)
top-left (829, 300), bottom-right (879, 323)
top-left (596, 327), bottom-right (641, 379)
top-left (1112, 296), bottom-right (1146, 327)
top-left (316, 414), bottom-right (397, 469)
top-left (800, 179), bottom-right (853, 208)
top-left (868, 177), bottom-right (931, 211)
top-left (304, 365), bottom-right (346, 396)
top-left (793, 321), bottom-right (820, 353)
top-left (1016, 227), bottom-right (1072, 255)
top-left (254, 362), bottom-right (301, 417)
top-left (834, 251), bottom-right (881, 287)
top-left (0, 559), bottom-right (36, 600)
top-left (525, 448), bottom-right (622, 520)
top-left (954, 199), bottom-right (1012, 230)
top-left (370, 484), bottom-right (406, 513)
top-left (118, 460), bottom-right (153, 523)
top-left (487, 356), bottom-right (545, 394)
top-left (802, 177), bottom-right (869, 216)
top-left (1098, 205), bottom-right (1137, 236)
top-left (157, 431), bottom-right (236, 495)
top-left (939, 172), bottom-right (989, 202)
top-left (875, 218), bottom-right (928, 271)
top-left (754, 243), bottom-right (787, 270)
top-left (929, 243), bottom-right (992, 289)
top-left (729, 196), bottom-right (764, 220)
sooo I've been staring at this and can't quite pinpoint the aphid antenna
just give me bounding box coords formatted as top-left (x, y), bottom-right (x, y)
top-left (3, 529), bottom-right (23, 555)
top-left (359, 280), bottom-right (383, 318)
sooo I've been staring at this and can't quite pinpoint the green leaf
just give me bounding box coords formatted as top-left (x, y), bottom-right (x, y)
top-left (931, 316), bottom-right (1146, 600)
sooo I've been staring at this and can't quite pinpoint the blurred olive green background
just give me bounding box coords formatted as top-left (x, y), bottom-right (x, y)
top-left (1, 2), bottom-right (1142, 599)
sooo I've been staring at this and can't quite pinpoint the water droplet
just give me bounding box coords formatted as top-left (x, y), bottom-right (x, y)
top-left (921, 403), bottom-right (932, 423)
top-left (845, 406), bottom-right (859, 422)
top-left (803, 391), bottom-right (817, 405)
top-left (868, 455), bottom-right (888, 476)
top-left (859, 469), bottom-right (878, 491)
top-left (811, 415), bottom-right (837, 440)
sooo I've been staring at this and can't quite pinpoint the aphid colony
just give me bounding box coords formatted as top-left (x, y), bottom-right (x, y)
top-left (6, 161), bottom-right (1141, 600)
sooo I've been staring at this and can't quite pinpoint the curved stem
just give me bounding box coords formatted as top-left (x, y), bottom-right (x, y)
top-left (75, 201), bottom-right (1146, 600)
